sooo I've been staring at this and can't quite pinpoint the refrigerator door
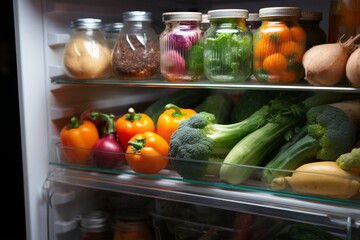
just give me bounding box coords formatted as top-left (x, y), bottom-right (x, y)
top-left (13, 0), bottom-right (360, 240)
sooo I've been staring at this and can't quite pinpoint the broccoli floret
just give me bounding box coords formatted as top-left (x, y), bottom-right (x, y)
top-left (263, 100), bottom-right (360, 187)
top-left (169, 96), bottom-right (297, 180)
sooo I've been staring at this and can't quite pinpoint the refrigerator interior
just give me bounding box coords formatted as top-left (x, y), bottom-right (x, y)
top-left (12, 0), bottom-right (360, 239)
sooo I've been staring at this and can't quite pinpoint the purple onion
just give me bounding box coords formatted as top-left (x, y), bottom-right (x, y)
top-left (89, 112), bottom-right (125, 169)
top-left (161, 50), bottom-right (186, 74)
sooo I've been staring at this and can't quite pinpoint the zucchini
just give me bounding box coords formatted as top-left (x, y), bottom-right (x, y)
top-left (144, 89), bottom-right (210, 127)
top-left (195, 93), bottom-right (233, 124)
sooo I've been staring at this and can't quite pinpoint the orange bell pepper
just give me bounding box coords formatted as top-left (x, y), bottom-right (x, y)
top-left (126, 131), bottom-right (169, 174)
top-left (60, 117), bottom-right (100, 165)
top-left (116, 108), bottom-right (155, 150)
top-left (157, 104), bottom-right (196, 143)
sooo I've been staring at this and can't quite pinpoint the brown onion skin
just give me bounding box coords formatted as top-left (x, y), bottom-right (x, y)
top-left (346, 47), bottom-right (360, 87)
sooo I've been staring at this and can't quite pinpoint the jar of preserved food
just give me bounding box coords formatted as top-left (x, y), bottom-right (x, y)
top-left (246, 13), bottom-right (261, 33)
top-left (204, 9), bottom-right (252, 83)
top-left (299, 11), bottom-right (326, 50)
top-left (253, 7), bottom-right (306, 83)
top-left (80, 210), bottom-right (112, 240)
top-left (112, 212), bottom-right (155, 240)
top-left (105, 22), bottom-right (124, 50)
top-left (63, 18), bottom-right (111, 80)
top-left (112, 11), bottom-right (160, 80)
top-left (160, 12), bottom-right (203, 82)
top-left (328, 0), bottom-right (360, 43)
top-left (200, 14), bottom-right (210, 34)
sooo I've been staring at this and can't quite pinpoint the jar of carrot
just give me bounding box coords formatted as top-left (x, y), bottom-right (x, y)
top-left (253, 7), bottom-right (306, 84)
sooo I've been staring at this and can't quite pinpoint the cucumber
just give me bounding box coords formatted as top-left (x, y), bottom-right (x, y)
top-left (195, 93), bottom-right (233, 124)
top-left (144, 89), bottom-right (210, 127)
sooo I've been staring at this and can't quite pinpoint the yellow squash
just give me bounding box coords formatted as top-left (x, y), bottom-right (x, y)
top-left (284, 161), bottom-right (360, 199)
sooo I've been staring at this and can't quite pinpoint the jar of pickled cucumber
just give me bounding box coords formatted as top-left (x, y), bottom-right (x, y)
top-left (160, 12), bottom-right (203, 82)
top-left (204, 9), bottom-right (252, 83)
top-left (253, 7), bottom-right (306, 83)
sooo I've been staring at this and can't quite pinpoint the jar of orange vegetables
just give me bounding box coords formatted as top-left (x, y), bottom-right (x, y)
top-left (253, 7), bottom-right (306, 83)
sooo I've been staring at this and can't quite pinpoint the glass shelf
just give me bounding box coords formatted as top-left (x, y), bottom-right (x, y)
top-left (48, 143), bottom-right (360, 229)
top-left (51, 75), bottom-right (360, 92)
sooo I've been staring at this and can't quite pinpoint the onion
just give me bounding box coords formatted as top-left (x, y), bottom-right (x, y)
top-left (302, 34), bottom-right (360, 86)
top-left (346, 47), bottom-right (360, 87)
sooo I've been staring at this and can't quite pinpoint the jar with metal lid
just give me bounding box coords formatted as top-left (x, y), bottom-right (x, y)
top-left (160, 12), bottom-right (203, 82)
top-left (104, 22), bottom-right (124, 50)
top-left (300, 11), bottom-right (326, 50)
top-left (204, 9), bottom-right (252, 83)
top-left (246, 13), bottom-right (261, 33)
top-left (253, 7), bottom-right (306, 83)
top-left (63, 18), bottom-right (111, 80)
top-left (111, 11), bottom-right (160, 80)
top-left (80, 210), bottom-right (112, 240)
top-left (200, 14), bottom-right (210, 34)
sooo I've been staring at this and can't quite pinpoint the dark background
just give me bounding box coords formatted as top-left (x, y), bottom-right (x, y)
top-left (2, 1), bottom-right (27, 239)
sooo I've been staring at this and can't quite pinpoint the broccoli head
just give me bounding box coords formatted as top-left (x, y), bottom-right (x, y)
top-left (169, 107), bottom-right (270, 180)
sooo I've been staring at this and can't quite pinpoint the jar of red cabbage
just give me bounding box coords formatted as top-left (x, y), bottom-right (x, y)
top-left (160, 12), bottom-right (204, 82)
top-left (204, 9), bottom-right (253, 83)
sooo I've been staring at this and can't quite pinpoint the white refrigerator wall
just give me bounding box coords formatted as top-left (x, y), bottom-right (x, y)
top-left (13, 0), bottom-right (332, 239)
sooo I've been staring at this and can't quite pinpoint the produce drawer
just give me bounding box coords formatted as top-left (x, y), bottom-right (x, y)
top-left (152, 200), bottom-right (285, 240)
top-left (52, 143), bottom-right (360, 206)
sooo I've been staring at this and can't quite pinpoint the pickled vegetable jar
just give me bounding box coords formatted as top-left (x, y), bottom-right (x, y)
top-left (253, 7), bottom-right (306, 83)
top-left (63, 18), bottom-right (111, 80)
top-left (80, 210), bottom-right (112, 240)
top-left (299, 11), bottom-right (326, 50)
top-left (160, 12), bottom-right (203, 82)
top-left (204, 9), bottom-right (252, 83)
top-left (112, 11), bottom-right (160, 80)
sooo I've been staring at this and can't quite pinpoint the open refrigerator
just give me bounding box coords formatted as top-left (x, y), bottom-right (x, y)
top-left (13, 0), bottom-right (360, 239)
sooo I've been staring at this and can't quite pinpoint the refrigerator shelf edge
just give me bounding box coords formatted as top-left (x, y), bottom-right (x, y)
top-left (47, 167), bottom-right (360, 230)
top-left (51, 77), bottom-right (360, 92)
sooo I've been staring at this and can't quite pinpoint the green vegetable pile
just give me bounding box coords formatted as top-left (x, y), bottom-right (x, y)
top-left (169, 91), bottom-right (360, 183)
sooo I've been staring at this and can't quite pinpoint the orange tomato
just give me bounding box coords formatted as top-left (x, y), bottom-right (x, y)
top-left (126, 131), bottom-right (169, 174)
top-left (254, 37), bottom-right (277, 59)
top-left (263, 22), bottom-right (292, 44)
top-left (280, 71), bottom-right (298, 83)
top-left (280, 41), bottom-right (305, 63)
top-left (262, 53), bottom-right (288, 74)
top-left (290, 25), bottom-right (306, 44)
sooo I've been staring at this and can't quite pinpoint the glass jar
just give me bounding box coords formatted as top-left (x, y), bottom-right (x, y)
top-left (204, 9), bottom-right (252, 83)
top-left (246, 13), bottom-right (261, 33)
top-left (104, 22), bottom-right (124, 50)
top-left (200, 14), bottom-right (210, 34)
top-left (253, 7), bottom-right (306, 84)
top-left (112, 213), bottom-right (154, 240)
top-left (300, 11), bottom-right (326, 50)
top-left (328, 0), bottom-right (360, 43)
top-left (160, 12), bottom-right (203, 82)
top-left (111, 11), bottom-right (160, 80)
top-left (80, 210), bottom-right (112, 240)
top-left (63, 18), bottom-right (111, 80)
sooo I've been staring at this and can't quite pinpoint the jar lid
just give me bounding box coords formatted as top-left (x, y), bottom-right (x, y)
top-left (80, 211), bottom-right (109, 229)
top-left (201, 14), bottom-right (210, 24)
top-left (123, 11), bottom-right (152, 21)
top-left (208, 9), bottom-right (249, 19)
top-left (247, 13), bottom-right (260, 22)
top-left (259, 7), bottom-right (302, 18)
top-left (300, 11), bottom-right (323, 21)
top-left (71, 18), bottom-right (102, 29)
top-left (104, 22), bottom-right (124, 32)
top-left (162, 12), bottom-right (202, 22)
